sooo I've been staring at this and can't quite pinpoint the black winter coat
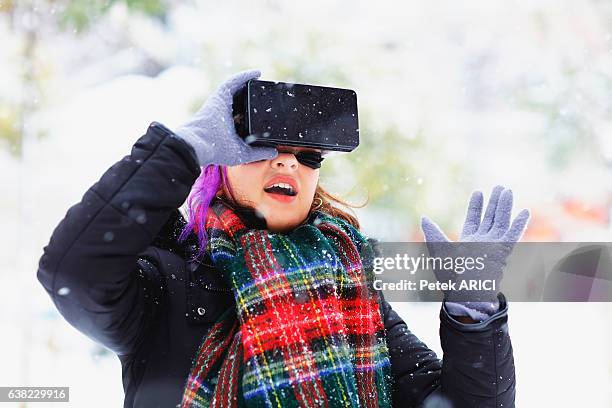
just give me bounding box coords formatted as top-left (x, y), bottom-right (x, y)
top-left (37, 122), bottom-right (516, 408)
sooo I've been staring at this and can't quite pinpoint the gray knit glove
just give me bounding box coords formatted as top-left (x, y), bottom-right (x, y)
top-left (174, 70), bottom-right (278, 166)
top-left (421, 186), bottom-right (530, 321)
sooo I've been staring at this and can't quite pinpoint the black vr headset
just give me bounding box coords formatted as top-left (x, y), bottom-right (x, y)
top-left (232, 80), bottom-right (360, 154)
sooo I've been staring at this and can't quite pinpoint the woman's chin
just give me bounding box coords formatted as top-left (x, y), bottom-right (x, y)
top-left (264, 216), bottom-right (299, 233)
top-left (258, 197), bottom-right (309, 232)
top-left (262, 212), bottom-right (304, 233)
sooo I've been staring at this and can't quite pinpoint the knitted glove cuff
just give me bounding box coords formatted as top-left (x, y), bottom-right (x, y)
top-left (173, 126), bottom-right (214, 167)
top-left (445, 298), bottom-right (500, 322)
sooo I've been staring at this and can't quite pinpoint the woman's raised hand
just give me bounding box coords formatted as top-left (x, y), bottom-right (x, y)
top-left (420, 185), bottom-right (530, 305)
top-left (174, 70), bottom-right (278, 167)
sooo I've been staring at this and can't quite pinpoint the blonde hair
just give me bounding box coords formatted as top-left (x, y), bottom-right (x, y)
top-left (309, 184), bottom-right (365, 230)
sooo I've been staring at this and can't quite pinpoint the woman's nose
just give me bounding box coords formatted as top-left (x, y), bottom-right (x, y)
top-left (271, 152), bottom-right (298, 170)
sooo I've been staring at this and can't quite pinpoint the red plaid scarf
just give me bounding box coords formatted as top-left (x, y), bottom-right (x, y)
top-left (181, 199), bottom-right (393, 407)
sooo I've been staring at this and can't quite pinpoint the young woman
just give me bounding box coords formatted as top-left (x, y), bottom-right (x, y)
top-left (38, 70), bottom-right (525, 408)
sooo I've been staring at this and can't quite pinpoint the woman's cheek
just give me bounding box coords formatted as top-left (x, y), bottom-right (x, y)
top-left (234, 164), bottom-right (267, 204)
top-left (305, 171), bottom-right (319, 198)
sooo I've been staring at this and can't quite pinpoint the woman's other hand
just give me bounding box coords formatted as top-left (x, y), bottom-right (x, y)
top-left (174, 69), bottom-right (278, 167)
top-left (420, 185), bottom-right (530, 319)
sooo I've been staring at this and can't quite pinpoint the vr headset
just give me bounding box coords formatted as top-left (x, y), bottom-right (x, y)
top-left (232, 80), bottom-right (359, 153)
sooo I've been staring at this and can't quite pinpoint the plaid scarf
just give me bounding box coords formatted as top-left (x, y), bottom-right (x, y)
top-left (181, 199), bottom-right (393, 408)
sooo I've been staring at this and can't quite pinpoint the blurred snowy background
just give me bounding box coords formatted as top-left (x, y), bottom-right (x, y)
top-left (1, 0), bottom-right (612, 406)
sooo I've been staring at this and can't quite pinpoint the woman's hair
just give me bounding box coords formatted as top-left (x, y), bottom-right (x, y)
top-left (178, 164), bottom-right (365, 261)
top-left (178, 165), bottom-right (221, 262)
top-left (311, 184), bottom-right (363, 229)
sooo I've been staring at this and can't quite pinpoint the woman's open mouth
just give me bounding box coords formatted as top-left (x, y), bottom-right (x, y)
top-left (264, 177), bottom-right (298, 203)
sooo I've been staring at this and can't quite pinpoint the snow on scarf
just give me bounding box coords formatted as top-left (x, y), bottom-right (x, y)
top-left (180, 198), bottom-right (393, 408)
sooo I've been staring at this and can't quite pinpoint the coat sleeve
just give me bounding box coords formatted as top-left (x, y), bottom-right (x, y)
top-left (37, 122), bottom-right (201, 356)
top-left (381, 292), bottom-right (516, 408)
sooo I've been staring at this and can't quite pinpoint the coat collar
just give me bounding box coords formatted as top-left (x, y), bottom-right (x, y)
top-left (151, 209), bottom-right (200, 260)
top-left (150, 200), bottom-right (266, 265)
